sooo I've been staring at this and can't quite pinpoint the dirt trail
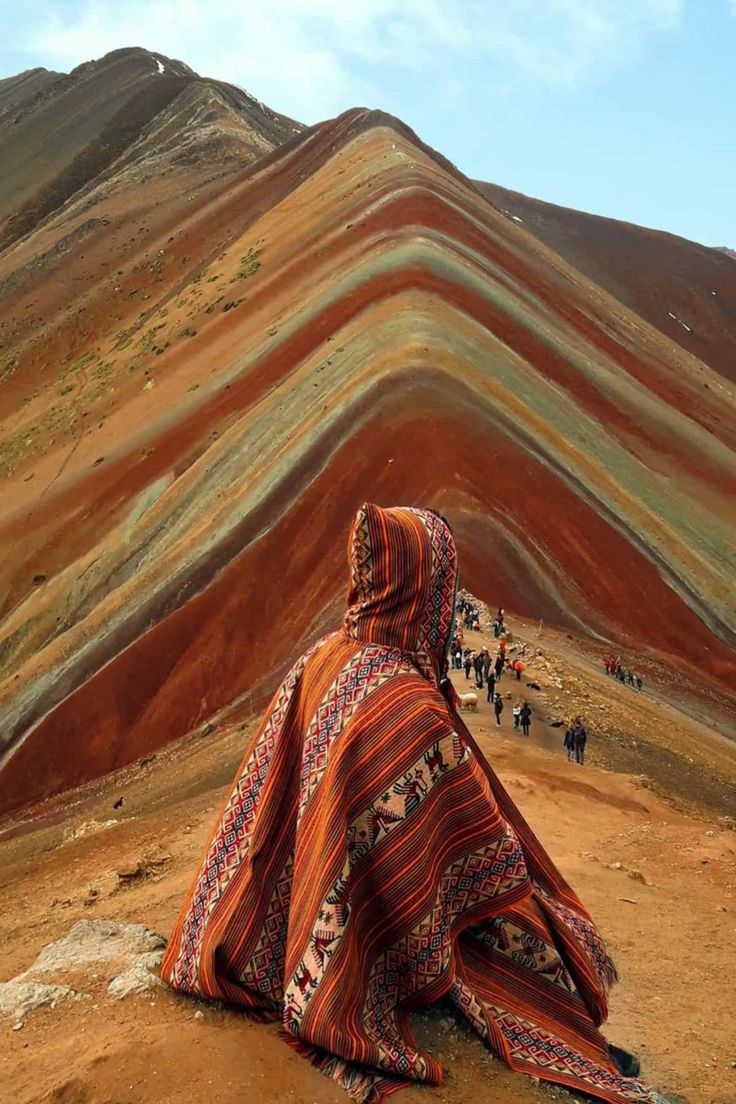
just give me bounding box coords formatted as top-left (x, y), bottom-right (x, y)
top-left (1, 620), bottom-right (735, 1104)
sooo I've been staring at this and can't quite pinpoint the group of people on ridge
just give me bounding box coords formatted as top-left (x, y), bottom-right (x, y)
top-left (451, 602), bottom-right (532, 736)
top-left (604, 656), bottom-right (643, 691)
top-left (452, 600), bottom-right (595, 768)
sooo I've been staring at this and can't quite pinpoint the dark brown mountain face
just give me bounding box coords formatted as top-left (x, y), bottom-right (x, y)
top-left (0, 46), bottom-right (302, 249)
top-left (0, 66), bottom-right (64, 117)
top-left (475, 179), bottom-right (736, 383)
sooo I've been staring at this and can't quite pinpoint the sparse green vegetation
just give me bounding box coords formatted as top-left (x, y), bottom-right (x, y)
top-left (91, 361), bottom-right (114, 379)
top-left (237, 247), bottom-right (263, 280)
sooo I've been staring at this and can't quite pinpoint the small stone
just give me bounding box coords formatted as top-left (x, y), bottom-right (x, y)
top-left (194, 1010), bottom-right (205, 1020)
top-left (12, 1022), bottom-right (24, 1031)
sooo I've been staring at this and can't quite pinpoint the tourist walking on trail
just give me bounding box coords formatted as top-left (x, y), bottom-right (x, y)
top-left (486, 671), bottom-right (495, 703)
top-left (513, 658), bottom-right (525, 681)
top-left (162, 503), bottom-right (660, 1104)
top-left (482, 647), bottom-right (492, 681)
top-left (473, 651), bottom-right (484, 689)
top-left (464, 651), bottom-right (472, 680)
top-left (494, 652), bottom-right (504, 681)
top-left (572, 718), bottom-right (588, 765)
top-left (494, 692), bottom-right (504, 726)
top-left (563, 725), bottom-right (575, 762)
top-left (512, 700), bottom-right (521, 730)
top-left (520, 701), bottom-right (532, 736)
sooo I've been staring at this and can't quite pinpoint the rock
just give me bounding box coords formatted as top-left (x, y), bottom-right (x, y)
top-left (64, 819), bottom-right (117, 843)
top-left (194, 1009), bottom-right (205, 1020)
top-left (0, 980), bottom-right (74, 1021)
top-left (83, 886), bottom-right (100, 906)
top-left (116, 846), bottom-right (172, 885)
top-left (627, 870), bottom-right (648, 885)
top-left (108, 954), bottom-right (165, 1000)
top-left (0, 920), bottom-right (166, 1020)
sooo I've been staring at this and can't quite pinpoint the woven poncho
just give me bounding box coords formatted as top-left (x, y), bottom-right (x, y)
top-left (161, 503), bottom-right (658, 1104)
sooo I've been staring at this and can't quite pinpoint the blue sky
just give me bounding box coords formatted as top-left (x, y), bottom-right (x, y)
top-left (1, 0), bottom-right (734, 247)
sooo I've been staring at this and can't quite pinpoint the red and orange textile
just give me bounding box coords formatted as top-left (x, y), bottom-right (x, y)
top-left (161, 503), bottom-right (659, 1104)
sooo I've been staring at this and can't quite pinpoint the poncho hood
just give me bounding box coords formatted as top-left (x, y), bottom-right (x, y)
top-left (343, 503), bottom-right (457, 679)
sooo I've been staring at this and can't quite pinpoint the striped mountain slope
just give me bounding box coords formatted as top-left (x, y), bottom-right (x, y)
top-left (0, 97), bottom-right (734, 816)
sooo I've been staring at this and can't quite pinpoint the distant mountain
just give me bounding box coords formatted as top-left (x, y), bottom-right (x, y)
top-left (475, 180), bottom-right (736, 383)
top-left (0, 46), bottom-right (302, 249)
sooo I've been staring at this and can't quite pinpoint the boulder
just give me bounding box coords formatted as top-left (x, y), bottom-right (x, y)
top-left (0, 979), bottom-right (73, 1022)
top-left (0, 920), bottom-right (167, 1021)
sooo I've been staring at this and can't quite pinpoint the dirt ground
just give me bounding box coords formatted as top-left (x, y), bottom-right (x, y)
top-left (1, 614), bottom-right (735, 1104)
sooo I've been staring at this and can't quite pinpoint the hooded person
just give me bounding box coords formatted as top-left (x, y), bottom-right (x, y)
top-left (161, 503), bottom-right (658, 1104)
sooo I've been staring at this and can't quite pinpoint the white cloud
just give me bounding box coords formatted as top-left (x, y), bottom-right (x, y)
top-left (18, 0), bottom-right (687, 121)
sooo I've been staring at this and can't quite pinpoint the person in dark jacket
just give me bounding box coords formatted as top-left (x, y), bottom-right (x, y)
top-left (473, 652), bottom-right (484, 688)
top-left (493, 693), bottom-right (504, 726)
top-left (520, 701), bottom-right (532, 737)
top-left (572, 719), bottom-right (587, 765)
top-left (563, 726), bottom-right (575, 762)
top-left (464, 651), bottom-right (473, 680)
top-left (482, 647), bottom-right (492, 680)
top-left (486, 671), bottom-right (496, 703)
top-left (494, 653), bottom-right (504, 681)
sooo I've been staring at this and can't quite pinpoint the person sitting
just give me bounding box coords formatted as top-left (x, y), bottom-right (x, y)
top-left (161, 503), bottom-right (657, 1104)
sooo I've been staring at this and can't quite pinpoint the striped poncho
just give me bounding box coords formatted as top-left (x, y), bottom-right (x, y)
top-left (161, 503), bottom-right (659, 1104)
